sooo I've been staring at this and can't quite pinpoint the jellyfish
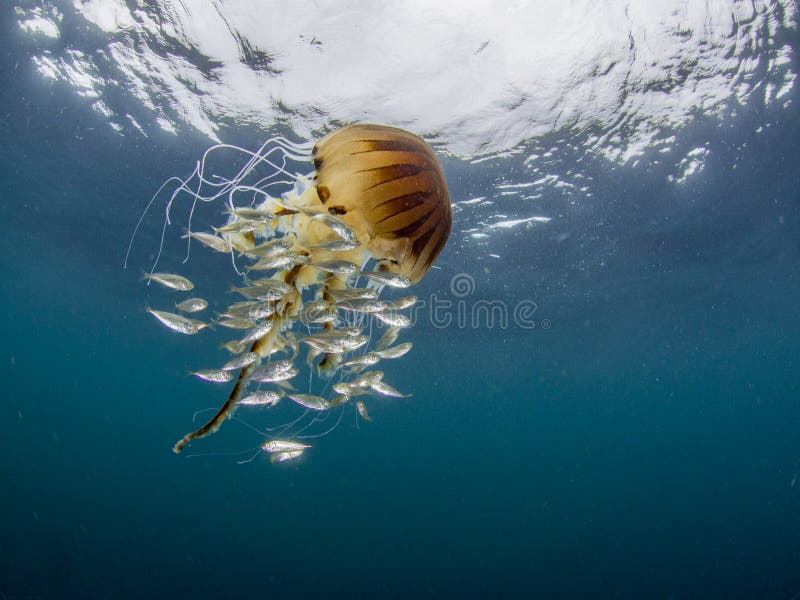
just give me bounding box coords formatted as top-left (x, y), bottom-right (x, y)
top-left (130, 124), bottom-right (452, 458)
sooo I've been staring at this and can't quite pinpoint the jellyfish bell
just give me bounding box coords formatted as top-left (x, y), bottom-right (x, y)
top-left (312, 124), bottom-right (452, 284)
top-left (254, 124), bottom-right (451, 288)
top-left (130, 124), bottom-right (451, 458)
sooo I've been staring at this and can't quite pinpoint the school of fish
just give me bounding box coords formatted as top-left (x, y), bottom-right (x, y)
top-left (144, 177), bottom-right (416, 463)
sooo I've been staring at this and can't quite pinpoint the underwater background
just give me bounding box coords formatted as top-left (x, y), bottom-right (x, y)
top-left (2, 1), bottom-right (800, 598)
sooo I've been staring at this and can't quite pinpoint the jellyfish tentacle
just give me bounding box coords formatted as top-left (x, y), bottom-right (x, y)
top-left (173, 264), bottom-right (307, 454)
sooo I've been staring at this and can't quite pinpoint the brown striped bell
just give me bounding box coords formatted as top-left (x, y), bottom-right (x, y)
top-left (312, 124), bottom-right (452, 284)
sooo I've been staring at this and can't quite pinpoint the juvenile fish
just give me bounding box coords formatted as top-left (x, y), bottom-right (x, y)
top-left (375, 342), bottom-right (413, 359)
top-left (192, 369), bottom-right (233, 383)
top-left (282, 331), bottom-right (299, 360)
top-left (311, 239), bottom-right (360, 252)
top-left (175, 297), bottom-right (208, 313)
top-left (310, 212), bottom-right (356, 242)
top-left (238, 321), bottom-right (274, 345)
top-left (328, 394), bottom-right (351, 407)
top-left (360, 271), bottom-right (412, 288)
top-left (144, 272), bottom-right (194, 291)
top-left (232, 284), bottom-right (289, 301)
top-left (327, 287), bottom-right (378, 301)
top-left (270, 449), bottom-right (305, 463)
top-left (221, 340), bottom-right (247, 354)
top-left (147, 308), bottom-right (209, 334)
top-left (261, 439), bottom-right (311, 453)
top-left (247, 238), bottom-right (294, 258)
top-left (221, 352), bottom-right (259, 371)
top-left (183, 231), bottom-right (231, 253)
top-left (250, 359), bottom-right (297, 383)
top-left (312, 260), bottom-right (359, 274)
top-left (221, 304), bottom-right (274, 321)
top-left (217, 317), bottom-right (256, 330)
top-left (302, 332), bottom-right (368, 353)
top-left (341, 353), bottom-right (381, 368)
top-left (245, 277), bottom-right (292, 289)
top-left (336, 299), bottom-right (388, 314)
top-left (287, 393), bottom-right (331, 411)
top-left (356, 401), bottom-right (372, 421)
top-left (214, 219), bottom-right (258, 234)
top-left (374, 312), bottom-right (412, 328)
top-left (229, 207), bottom-right (274, 221)
top-left (238, 391), bottom-right (283, 406)
top-left (226, 300), bottom-right (261, 312)
top-left (353, 371), bottom-right (384, 388)
top-left (370, 380), bottom-right (409, 398)
top-left (248, 253), bottom-right (300, 271)
top-left (388, 296), bottom-right (417, 310)
top-left (332, 382), bottom-right (368, 396)
top-left (374, 327), bottom-right (400, 352)
top-left (300, 301), bottom-right (337, 324)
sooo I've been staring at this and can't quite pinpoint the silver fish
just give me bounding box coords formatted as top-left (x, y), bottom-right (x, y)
top-left (261, 439), bottom-right (311, 453)
top-left (217, 317), bottom-right (256, 330)
top-left (312, 260), bottom-right (359, 274)
top-left (360, 271), bottom-right (412, 288)
top-left (302, 332), bottom-right (368, 353)
top-left (300, 300), bottom-right (337, 324)
top-left (327, 287), bottom-right (378, 301)
top-left (222, 301), bottom-right (275, 320)
top-left (192, 369), bottom-right (234, 383)
top-left (374, 312), bottom-right (412, 328)
top-left (183, 231), bottom-right (231, 253)
top-left (356, 400), bottom-right (372, 421)
top-left (341, 353), bottom-right (382, 368)
top-left (147, 308), bottom-right (208, 334)
top-left (144, 272), bottom-right (194, 291)
top-left (328, 394), bottom-right (351, 407)
top-left (287, 393), bottom-right (331, 411)
top-left (238, 321), bottom-right (274, 345)
top-left (238, 391), bottom-right (283, 406)
top-left (311, 239), bottom-right (360, 252)
top-left (250, 359), bottom-right (296, 383)
top-left (375, 342), bottom-right (413, 359)
top-left (389, 296), bottom-right (417, 310)
top-left (370, 380), bottom-right (409, 398)
top-left (247, 238), bottom-right (294, 258)
top-left (225, 300), bottom-right (261, 312)
top-left (374, 327), bottom-right (400, 352)
top-left (280, 331), bottom-right (299, 360)
top-left (269, 449), bottom-right (305, 463)
top-left (221, 352), bottom-right (259, 371)
top-left (263, 367), bottom-right (298, 383)
top-left (214, 219), bottom-right (258, 234)
top-left (232, 284), bottom-right (290, 301)
top-left (247, 254), bottom-right (299, 271)
top-left (336, 299), bottom-right (389, 314)
top-left (332, 381), bottom-right (366, 396)
top-left (310, 212), bottom-right (356, 241)
top-left (353, 371), bottom-right (384, 388)
top-left (245, 278), bottom-right (292, 293)
top-left (221, 340), bottom-right (247, 354)
top-left (229, 207), bottom-right (274, 221)
top-left (175, 297), bottom-right (208, 313)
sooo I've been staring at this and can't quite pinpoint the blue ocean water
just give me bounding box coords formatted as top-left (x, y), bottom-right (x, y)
top-left (2, 4), bottom-right (800, 599)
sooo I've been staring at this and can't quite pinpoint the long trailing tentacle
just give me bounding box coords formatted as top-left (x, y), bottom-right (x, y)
top-left (173, 266), bottom-right (304, 453)
top-left (126, 136), bottom-right (314, 274)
